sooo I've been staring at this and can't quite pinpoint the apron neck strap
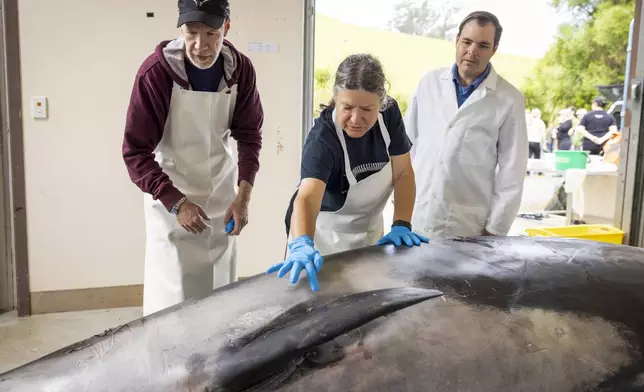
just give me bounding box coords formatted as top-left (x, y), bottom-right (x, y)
top-left (377, 112), bottom-right (391, 148)
top-left (173, 81), bottom-right (189, 91)
top-left (332, 108), bottom-right (357, 185)
top-left (332, 109), bottom-right (391, 186)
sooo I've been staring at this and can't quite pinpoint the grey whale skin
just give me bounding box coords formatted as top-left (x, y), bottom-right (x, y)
top-left (1, 236), bottom-right (644, 391)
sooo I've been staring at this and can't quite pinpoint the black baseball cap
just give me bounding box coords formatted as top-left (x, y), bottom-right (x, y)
top-left (593, 96), bottom-right (607, 107)
top-left (177, 0), bottom-right (230, 30)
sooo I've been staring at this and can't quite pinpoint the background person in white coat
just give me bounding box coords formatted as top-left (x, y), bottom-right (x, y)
top-left (267, 54), bottom-right (428, 292)
top-left (527, 108), bottom-right (546, 159)
top-left (404, 10), bottom-right (528, 238)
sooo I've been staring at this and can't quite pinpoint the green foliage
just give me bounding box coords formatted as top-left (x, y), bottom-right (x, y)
top-left (392, 94), bottom-right (409, 116)
top-left (551, 0), bottom-right (633, 19)
top-left (315, 68), bottom-right (332, 89)
top-left (521, 0), bottom-right (634, 125)
top-left (313, 68), bottom-right (333, 118)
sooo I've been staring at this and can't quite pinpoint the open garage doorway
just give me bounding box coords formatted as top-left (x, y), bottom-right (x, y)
top-left (616, 0), bottom-right (644, 246)
top-left (309, 0), bottom-right (638, 239)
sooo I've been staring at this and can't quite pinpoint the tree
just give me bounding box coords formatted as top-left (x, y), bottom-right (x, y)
top-left (522, 0), bottom-right (634, 125)
top-left (550, 0), bottom-right (633, 19)
top-left (389, 0), bottom-right (462, 40)
top-left (313, 68), bottom-right (333, 117)
top-left (427, 3), bottom-right (462, 41)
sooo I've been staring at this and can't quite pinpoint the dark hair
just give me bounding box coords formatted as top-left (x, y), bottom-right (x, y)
top-left (458, 11), bottom-right (503, 47)
top-left (321, 53), bottom-right (391, 111)
top-left (593, 96), bottom-right (607, 107)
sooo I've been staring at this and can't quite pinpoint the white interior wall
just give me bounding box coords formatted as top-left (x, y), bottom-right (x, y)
top-left (18, 0), bottom-right (304, 292)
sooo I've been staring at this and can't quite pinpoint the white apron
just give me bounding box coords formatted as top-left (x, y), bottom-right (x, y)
top-left (312, 110), bottom-right (394, 256)
top-left (142, 83), bottom-right (238, 316)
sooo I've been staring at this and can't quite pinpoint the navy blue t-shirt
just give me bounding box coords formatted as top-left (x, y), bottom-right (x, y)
top-left (284, 98), bottom-right (412, 234)
top-left (557, 119), bottom-right (573, 149)
top-left (580, 110), bottom-right (616, 152)
top-left (185, 55), bottom-right (225, 92)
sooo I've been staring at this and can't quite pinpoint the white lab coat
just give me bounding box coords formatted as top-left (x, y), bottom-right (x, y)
top-left (527, 117), bottom-right (546, 143)
top-left (404, 65), bottom-right (528, 237)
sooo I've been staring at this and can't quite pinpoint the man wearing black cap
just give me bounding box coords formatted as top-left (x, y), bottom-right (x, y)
top-left (577, 96), bottom-right (619, 155)
top-left (122, 0), bottom-right (264, 316)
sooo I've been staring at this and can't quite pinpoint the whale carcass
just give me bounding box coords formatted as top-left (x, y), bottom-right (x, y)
top-left (1, 235), bottom-right (644, 391)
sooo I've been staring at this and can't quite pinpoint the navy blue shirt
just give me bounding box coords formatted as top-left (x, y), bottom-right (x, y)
top-left (556, 119), bottom-right (573, 149)
top-left (284, 98), bottom-right (412, 234)
top-left (452, 63), bottom-right (491, 107)
top-left (580, 110), bottom-right (616, 152)
top-left (185, 55), bottom-right (225, 92)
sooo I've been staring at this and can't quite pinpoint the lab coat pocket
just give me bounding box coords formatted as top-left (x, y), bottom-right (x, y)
top-left (459, 127), bottom-right (496, 166)
top-left (445, 203), bottom-right (488, 237)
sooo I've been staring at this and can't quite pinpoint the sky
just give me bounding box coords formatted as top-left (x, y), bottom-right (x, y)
top-left (315, 0), bottom-right (575, 58)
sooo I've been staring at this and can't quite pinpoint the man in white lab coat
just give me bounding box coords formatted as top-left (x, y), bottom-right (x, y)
top-left (404, 10), bottom-right (528, 238)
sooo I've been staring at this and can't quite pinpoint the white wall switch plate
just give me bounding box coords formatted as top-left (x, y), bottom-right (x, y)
top-left (31, 96), bottom-right (48, 119)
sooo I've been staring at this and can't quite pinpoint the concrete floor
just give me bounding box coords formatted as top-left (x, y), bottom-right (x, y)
top-left (0, 174), bottom-right (568, 375)
top-left (0, 307), bottom-right (142, 374)
top-left (510, 173), bottom-right (567, 235)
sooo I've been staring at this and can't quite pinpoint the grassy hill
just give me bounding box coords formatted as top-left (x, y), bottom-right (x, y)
top-left (313, 13), bottom-right (538, 113)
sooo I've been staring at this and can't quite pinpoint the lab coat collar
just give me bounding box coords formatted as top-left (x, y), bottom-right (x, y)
top-left (441, 63), bottom-right (498, 91)
top-left (440, 63), bottom-right (499, 126)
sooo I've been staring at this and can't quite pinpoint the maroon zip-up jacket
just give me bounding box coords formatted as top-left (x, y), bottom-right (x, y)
top-left (122, 38), bottom-right (263, 212)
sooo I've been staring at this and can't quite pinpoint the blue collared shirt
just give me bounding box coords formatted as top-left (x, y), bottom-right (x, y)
top-left (452, 63), bottom-right (491, 107)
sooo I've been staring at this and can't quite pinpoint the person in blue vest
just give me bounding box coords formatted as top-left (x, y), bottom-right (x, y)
top-left (267, 54), bottom-right (429, 292)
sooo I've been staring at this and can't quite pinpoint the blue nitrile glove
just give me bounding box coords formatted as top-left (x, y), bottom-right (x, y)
top-left (377, 225), bottom-right (429, 247)
top-left (266, 235), bottom-right (324, 291)
top-left (225, 218), bottom-right (235, 234)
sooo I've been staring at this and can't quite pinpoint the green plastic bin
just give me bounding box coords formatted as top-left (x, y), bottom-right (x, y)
top-left (555, 150), bottom-right (589, 170)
